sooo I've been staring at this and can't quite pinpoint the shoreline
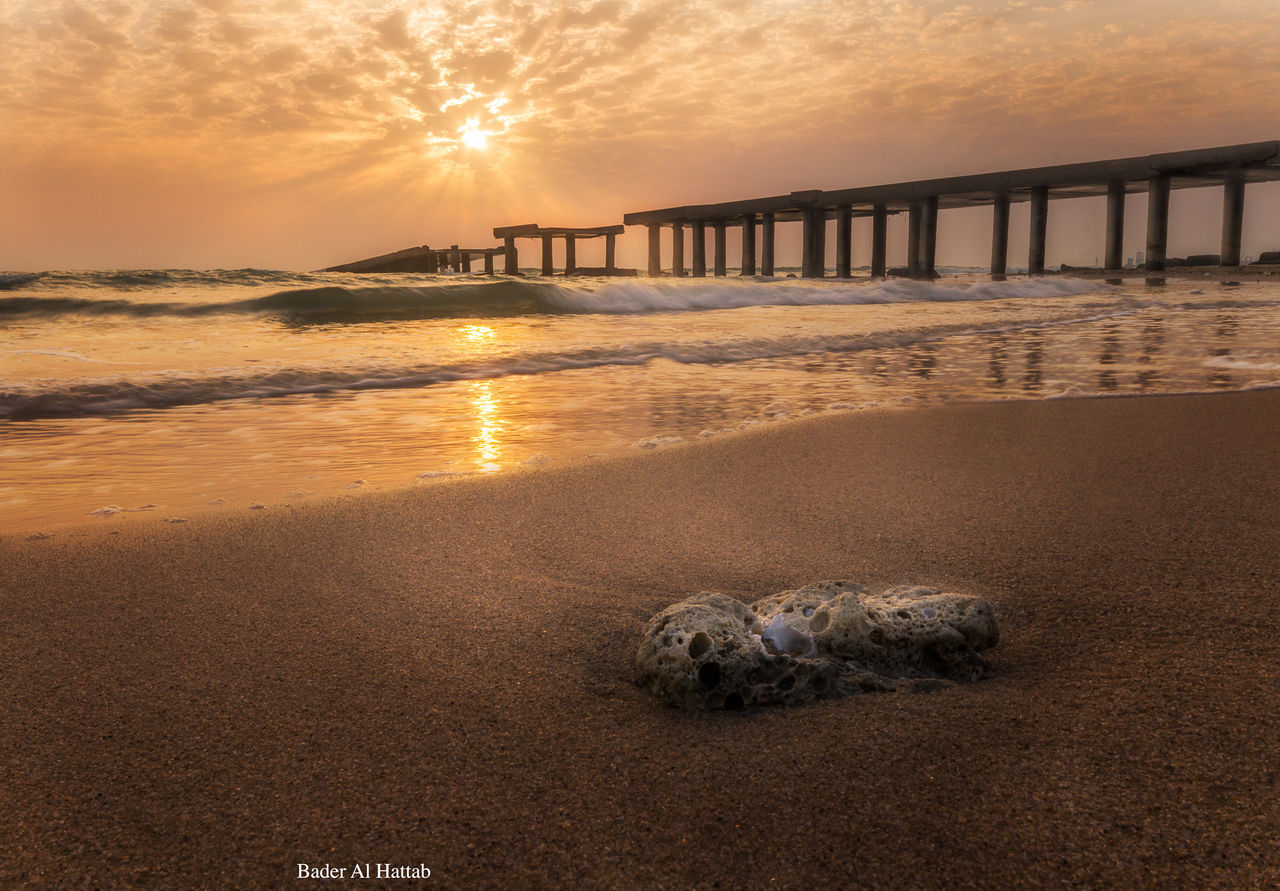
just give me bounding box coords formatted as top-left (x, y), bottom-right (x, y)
top-left (3, 389), bottom-right (1279, 885)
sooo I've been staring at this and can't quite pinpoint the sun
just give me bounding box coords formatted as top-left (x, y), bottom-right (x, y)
top-left (460, 119), bottom-right (488, 150)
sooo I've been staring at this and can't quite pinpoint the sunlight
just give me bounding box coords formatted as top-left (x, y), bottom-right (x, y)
top-left (460, 119), bottom-right (489, 150)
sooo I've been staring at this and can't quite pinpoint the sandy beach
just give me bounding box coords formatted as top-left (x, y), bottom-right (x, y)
top-left (2, 390), bottom-right (1279, 887)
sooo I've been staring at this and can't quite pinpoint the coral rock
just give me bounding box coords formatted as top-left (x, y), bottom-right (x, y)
top-left (635, 581), bottom-right (998, 710)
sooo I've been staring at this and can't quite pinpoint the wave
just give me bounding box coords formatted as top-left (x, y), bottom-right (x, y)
top-left (0, 275), bottom-right (1109, 322)
top-left (0, 311), bottom-right (1129, 420)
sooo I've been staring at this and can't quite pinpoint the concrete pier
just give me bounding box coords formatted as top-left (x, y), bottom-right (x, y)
top-left (1029, 185), bottom-right (1049, 275)
top-left (692, 221), bottom-right (707, 277)
top-left (648, 224), bottom-right (661, 277)
top-left (623, 142), bottom-right (1280, 278)
top-left (564, 235), bottom-right (576, 275)
top-left (920, 196), bottom-right (938, 278)
top-left (672, 222), bottom-right (685, 277)
top-left (741, 214), bottom-right (756, 276)
top-left (761, 213), bottom-right (775, 277)
top-left (871, 205), bottom-right (887, 278)
top-left (713, 222), bottom-right (727, 276)
top-left (991, 195), bottom-right (1010, 276)
top-left (1146, 173), bottom-right (1171, 272)
top-left (836, 205), bottom-right (852, 277)
top-left (1222, 172), bottom-right (1245, 267)
top-left (491, 224), bottom-right (629, 276)
top-left (542, 235), bottom-right (554, 276)
top-left (907, 204), bottom-right (922, 276)
top-left (1104, 181), bottom-right (1125, 271)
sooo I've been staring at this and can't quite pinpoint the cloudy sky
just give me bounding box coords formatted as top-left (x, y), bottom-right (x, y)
top-left (3, 0), bottom-right (1280, 270)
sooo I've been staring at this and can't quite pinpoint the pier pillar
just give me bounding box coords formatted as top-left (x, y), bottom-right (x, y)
top-left (564, 235), bottom-right (576, 275)
top-left (542, 235), bottom-right (555, 276)
top-left (692, 221), bottom-right (707, 277)
top-left (907, 203), bottom-right (922, 275)
top-left (671, 223), bottom-right (685, 277)
top-left (802, 208), bottom-right (826, 278)
top-left (484, 252), bottom-right (494, 275)
top-left (920, 196), bottom-right (938, 278)
top-left (713, 222), bottom-right (727, 276)
top-left (1221, 171), bottom-right (1245, 267)
top-left (503, 236), bottom-right (518, 274)
top-left (991, 195), bottom-right (1010, 276)
top-left (605, 234), bottom-right (617, 272)
top-left (451, 244), bottom-right (462, 272)
top-left (1029, 186), bottom-right (1049, 275)
top-left (461, 251), bottom-right (472, 273)
top-left (761, 213), bottom-right (775, 276)
top-left (836, 205), bottom-right (852, 277)
top-left (427, 251), bottom-right (439, 273)
top-left (741, 214), bottom-right (756, 276)
top-left (871, 204), bottom-right (887, 277)
top-left (1146, 173), bottom-right (1171, 272)
top-left (647, 224), bottom-right (661, 276)
top-left (1105, 181), bottom-right (1125, 271)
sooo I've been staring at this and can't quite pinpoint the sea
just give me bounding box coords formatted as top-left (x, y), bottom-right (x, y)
top-left (3, 267), bottom-right (1279, 534)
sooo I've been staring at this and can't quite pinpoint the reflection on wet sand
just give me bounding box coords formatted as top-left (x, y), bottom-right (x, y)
top-left (1023, 334), bottom-right (1044, 391)
top-left (1209, 313), bottom-right (1239, 389)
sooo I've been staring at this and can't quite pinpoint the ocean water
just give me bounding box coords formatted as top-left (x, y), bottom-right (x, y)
top-left (3, 268), bottom-right (1279, 534)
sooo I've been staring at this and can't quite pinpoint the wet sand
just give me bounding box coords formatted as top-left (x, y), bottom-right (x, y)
top-left (2, 390), bottom-right (1279, 887)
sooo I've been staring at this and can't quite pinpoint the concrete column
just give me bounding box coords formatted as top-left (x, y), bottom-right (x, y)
top-left (1029, 186), bottom-right (1049, 275)
top-left (1146, 173), bottom-right (1171, 272)
top-left (836, 205), bottom-right (852, 277)
top-left (461, 252), bottom-right (472, 273)
top-left (761, 213), bottom-right (775, 276)
top-left (427, 251), bottom-right (439, 273)
top-left (871, 205), bottom-right (887, 277)
top-left (713, 222), bottom-right (727, 276)
top-left (1221, 172), bottom-right (1245, 267)
top-left (692, 222), bottom-right (707, 277)
top-left (920, 196), bottom-right (938, 278)
top-left (991, 195), bottom-right (1010, 276)
top-left (484, 252), bottom-right (494, 275)
top-left (647, 224), bottom-right (661, 277)
top-left (542, 235), bottom-right (555, 276)
top-left (564, 235), bottom-right (576, 275)
top-left (1105, 181), bottom-right (1125, 271)
top-left (671, 223), bottom-right (685, 277)
top-left (803, 208), bottom-right (826, 278)
top-left (605, 234), bottom-right (616, 272)
top-left (741, 214), bottom-right (756, 276)
top-left (503, 236), bottom-right (518, 274)
top-left (907, 203), bottom-right (922, 275)
top-left (451, 244), bottom-right (461, 272)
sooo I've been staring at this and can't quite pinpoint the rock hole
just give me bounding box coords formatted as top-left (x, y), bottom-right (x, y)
top-left (698, 661), bottom-right (722, 689)
top-left (809, 609), bottom-right (830, 633)
top-left (778, 675), bottom-right (796, 691)
top-left (921, 643), bottom-right (949, 673)
top-left (723, 692), bottom-right (745, 710)
top-left (688, 631), bottom-right (711, 659)
top-left (896, 609), bottom-right (911, 619)
top-left (812, 675), bottom-right (830, 694)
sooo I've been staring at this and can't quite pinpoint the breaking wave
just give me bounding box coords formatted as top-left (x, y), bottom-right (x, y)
top-left (0, 311), bottom-right (1130, 420)
top-left (0, 272), bottom-right (1110, 322)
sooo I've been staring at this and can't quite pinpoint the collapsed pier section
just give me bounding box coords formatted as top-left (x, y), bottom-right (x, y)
top-left (491, 224), bottom-right (635, 276)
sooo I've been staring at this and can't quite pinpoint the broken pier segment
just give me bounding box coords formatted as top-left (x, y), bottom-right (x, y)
top-left (491, 223), bottom-right (635, 276)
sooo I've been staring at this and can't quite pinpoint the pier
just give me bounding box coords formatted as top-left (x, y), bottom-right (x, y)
top-left (325, 245), bottom-right (504, 274)
top-left (623, 141), bottom-right (1280, 277)
top-left (491, 223), bottom-right (633, 275)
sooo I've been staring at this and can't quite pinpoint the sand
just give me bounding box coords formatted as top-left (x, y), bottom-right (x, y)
top-left (2, 390), bottom-right (1279, 887)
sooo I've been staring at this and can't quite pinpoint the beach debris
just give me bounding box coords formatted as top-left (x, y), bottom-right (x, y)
top-left (25, 531), bottom-right (54, 541)
top-left (91, 505), bottom-right (122, 516)
top-left (208, 497), bottom-right (227, 505)
top-left (163, 517), bottom-right (188, 523)
top-left (249, 502), bottom-right (266, 510)
top-left (635, 581), bottom-right (999, 710)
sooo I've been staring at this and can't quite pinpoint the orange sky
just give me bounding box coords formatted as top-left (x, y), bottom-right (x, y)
top-left (3, 0), bottom-right (1280, 271)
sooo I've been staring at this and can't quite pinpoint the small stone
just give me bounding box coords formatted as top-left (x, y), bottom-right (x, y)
top-left (635, 580), bottom-right (999, 710)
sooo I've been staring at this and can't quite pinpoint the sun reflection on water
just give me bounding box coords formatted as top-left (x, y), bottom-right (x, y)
top-left (469, 379), bottom-right (504, 470)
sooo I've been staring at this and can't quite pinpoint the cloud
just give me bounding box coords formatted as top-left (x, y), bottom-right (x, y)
top-left (2, 0), bottom-right (1279, 269)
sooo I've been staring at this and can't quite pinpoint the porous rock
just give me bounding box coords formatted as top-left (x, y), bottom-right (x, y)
top-left (634, 581), bottom-right (998, 710)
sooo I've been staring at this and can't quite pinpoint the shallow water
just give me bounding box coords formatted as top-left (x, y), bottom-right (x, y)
top-left (3, 270), bottom-right (1278, 533)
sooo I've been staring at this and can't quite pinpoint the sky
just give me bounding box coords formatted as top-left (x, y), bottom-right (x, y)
top-left (3, 0), bottom-right (1280, 271)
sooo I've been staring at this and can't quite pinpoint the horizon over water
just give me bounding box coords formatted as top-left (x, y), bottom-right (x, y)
top-left (3, 268), bottom-right (1280, 534)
